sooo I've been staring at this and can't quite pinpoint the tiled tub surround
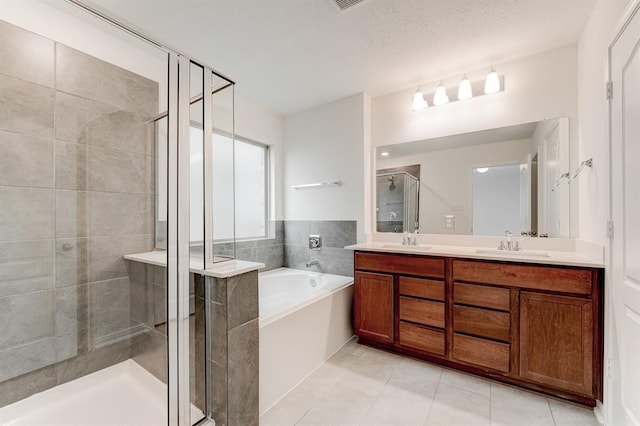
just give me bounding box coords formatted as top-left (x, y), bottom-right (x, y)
top-left (123, 252), bottom-right (264, 425)
top-left (128, 259), bottom-right (260, 419)
top-left (210, 271), bottom-right (260, 426)
top-left (204, 220), bottom-right (285, 271)
top-left (0, 20), bottom-right (157, 407)
top-left (284, 220), bottom-right (357, 277)
top-left (190, 220), bottom-right (355, 276)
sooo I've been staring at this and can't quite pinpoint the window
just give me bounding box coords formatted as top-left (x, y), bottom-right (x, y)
top-left (212, 132), bottom-right (269, 240)
top-left (186, 128), bottom-right (269, 244)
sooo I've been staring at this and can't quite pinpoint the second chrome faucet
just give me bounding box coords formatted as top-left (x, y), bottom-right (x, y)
top-left (402, 230), bottom-right (420, 246)
top-left (498, 230), bottom-right (522, 251)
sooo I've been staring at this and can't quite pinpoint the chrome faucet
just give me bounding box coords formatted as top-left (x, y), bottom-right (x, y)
top-left (402, 231), bottom-right (419, 246)
top-left (306, 259), bottom-right (319, 268)
top-left (498, 230), bottom-right (522, 251)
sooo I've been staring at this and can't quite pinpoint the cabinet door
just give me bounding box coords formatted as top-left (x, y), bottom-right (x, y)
top-left (354, 272), bottom-right (394, 344)
top-left (520, 292), bottom-right (593, 396)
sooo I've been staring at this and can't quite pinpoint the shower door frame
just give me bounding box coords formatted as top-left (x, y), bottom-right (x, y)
top-left (376, 171), bottom-right (420, 232)
top-left (65, 2), bottom-right (234, 424)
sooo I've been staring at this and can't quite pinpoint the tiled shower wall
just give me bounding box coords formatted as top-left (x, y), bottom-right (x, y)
top-left (0, 21), bottom-right (157, 406)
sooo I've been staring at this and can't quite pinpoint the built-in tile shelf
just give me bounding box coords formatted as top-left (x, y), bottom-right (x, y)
top-left (124, 251), bottom-right (264, 278)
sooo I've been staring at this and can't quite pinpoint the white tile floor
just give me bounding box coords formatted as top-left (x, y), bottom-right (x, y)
top-left (261, 338), bottom-right (601, 426)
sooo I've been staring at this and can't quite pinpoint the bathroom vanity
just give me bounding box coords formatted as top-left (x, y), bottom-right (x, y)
top-left (351, 246), bottom-right (604, 406)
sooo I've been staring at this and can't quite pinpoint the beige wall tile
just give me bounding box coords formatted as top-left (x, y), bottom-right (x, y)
top-left (0, 131), bottom-right (53, 188)
top-left (0, 74), bottom-right (53, 137)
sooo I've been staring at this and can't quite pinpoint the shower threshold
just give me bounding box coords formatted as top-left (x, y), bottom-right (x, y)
top-left (0, 360), bottom-right (205, 425)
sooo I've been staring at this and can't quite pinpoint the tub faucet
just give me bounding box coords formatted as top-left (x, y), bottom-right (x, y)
top-left (306, 259), bottom-right (319, 268)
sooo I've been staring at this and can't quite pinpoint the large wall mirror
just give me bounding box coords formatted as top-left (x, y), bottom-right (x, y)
top-left (375, 117), bottom-right (570, 238)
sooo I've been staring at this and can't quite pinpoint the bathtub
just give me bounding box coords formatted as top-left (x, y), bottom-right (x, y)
top-left (258, 267), bottom-right (354, 414)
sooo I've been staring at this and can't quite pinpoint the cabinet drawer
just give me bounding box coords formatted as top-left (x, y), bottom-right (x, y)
top-left (399, 297), bottom-right (445, 328)
top-left (453, 260), bottom-right (593, 295)
top-left (355, 252), bottom-right (445, 278)
top-left (399, 277), bottom-right (444, 301)
top-left (454, 305), bottom-right (510, 342)
top-left (454, 282), bottom-right (510, 311)
top-left (452, 333), bottom-right (510, 373)
top-left (399, 322), bottom-right (445, 355)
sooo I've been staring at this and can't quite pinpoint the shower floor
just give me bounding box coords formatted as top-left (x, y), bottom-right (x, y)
top-left (0, 360), bottom-right (205, 426)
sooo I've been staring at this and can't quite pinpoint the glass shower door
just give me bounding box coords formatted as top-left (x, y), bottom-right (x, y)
top-left (0, 2), bottom-right (214, 424)
top-left (0, 5), bottom-right (174, 424)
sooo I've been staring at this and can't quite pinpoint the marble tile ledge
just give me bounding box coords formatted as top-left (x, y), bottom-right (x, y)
top-left (123, 250), bottom-right (264, 278)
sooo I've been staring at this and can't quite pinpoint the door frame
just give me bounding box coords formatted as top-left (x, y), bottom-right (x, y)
top-left (606, 1), bottom-right (640, 425)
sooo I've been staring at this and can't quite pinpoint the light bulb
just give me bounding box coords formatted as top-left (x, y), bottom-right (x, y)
top-left (411, 89), bottom-right (427, 111)
top-left (476, 167), bottom-right (489, 173)
top-left (380, 151), bottom-right (390, 157)
top-left (433, 82), bottom-right (449, 106)
top-left (484, 68), bottom-right (501, 95)
top-left (458, 75), bottom-right (473, 100)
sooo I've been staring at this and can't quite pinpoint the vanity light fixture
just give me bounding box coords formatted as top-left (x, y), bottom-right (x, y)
top-left (484, 67), bottom-right (501, 95)
top-left (410, 68), bottom-right (502, 111)
top-left (476, 167), bottom-right (489, 173)
top-left (411, 88), bottom-right (428, 111)
top-left (433, 82), bottom-right (450, 106)
top-left (457, 75), bottom-right (473, 100)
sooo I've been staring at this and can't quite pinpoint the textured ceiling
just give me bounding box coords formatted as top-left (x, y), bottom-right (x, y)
top-left (83, 0), bottom-right (595, 115)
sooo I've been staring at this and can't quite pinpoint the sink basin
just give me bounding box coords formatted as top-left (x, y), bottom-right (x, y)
top-left (382, 244), bottom-right (431, 252)
top-left (476, 248), bottom-right (550, 258)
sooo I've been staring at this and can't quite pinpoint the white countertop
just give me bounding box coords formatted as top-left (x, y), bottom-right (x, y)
top-left (123, 251), bottom-right (265, 278)
top-left (345, 242), bottom-right (605, 268)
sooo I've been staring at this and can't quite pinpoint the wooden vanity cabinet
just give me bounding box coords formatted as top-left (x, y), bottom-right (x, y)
top-left (519, 292), bottom-right (594, 395)
top-left (353, 251), bottom-right (604, 406)
top-left (354, 271), bottom-right (394, 344)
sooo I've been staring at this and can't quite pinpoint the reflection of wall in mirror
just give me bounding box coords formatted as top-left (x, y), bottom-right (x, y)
top-left (378, 138), bottom-right (531, 235)
top-left (472, 165), bottom-right (522, 236)
top-left (531, 118), bottom-right (570, 237)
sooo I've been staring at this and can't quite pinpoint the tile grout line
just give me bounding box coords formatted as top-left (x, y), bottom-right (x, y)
top-left (485, 386), bottom-right (496, 425)
top-left (424, 377), bottom-right (443, 426)
top-left (548, 398), bottom-right (558, 426)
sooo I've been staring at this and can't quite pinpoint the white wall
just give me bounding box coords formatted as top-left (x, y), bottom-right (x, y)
top-left (283, 93), bottom-right (366, 241)
top-left (370, 45), bottom-right (579, 237)
top-left (378, 139), bottom-right (531, 235)
top-left (371, 45), bottom-right (578, 147)
top-left (577, 0), bottom-right (631, 245)
top-left (577, 1), bottom-right (634, 424)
